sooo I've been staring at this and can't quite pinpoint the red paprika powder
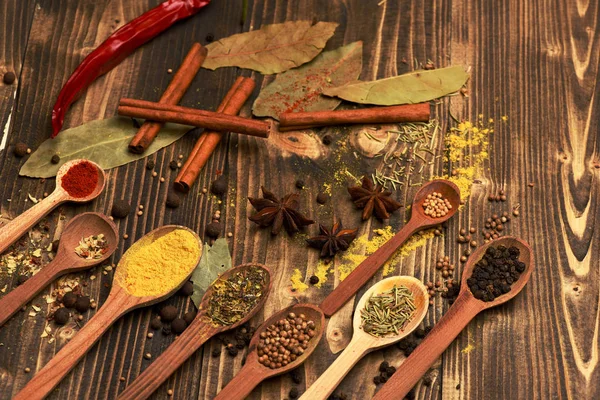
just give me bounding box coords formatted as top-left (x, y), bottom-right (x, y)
top-left (61, 161), bottom-right (98, 198)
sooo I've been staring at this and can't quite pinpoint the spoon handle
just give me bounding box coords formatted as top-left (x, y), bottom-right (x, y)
top-left (13, 291), bottom-right (129, 400)
top-left (213, 362), bottom-right (266, 400)
top-left (118, 315), bottom-right (220, 400)
top-left (299, 337), bottom-right (373, 400)
top-left (0, 190), bottom-right (66, 255)
top-left (372, 293), bottom-right (484, 400)
top-left (0, 253), bottom-right (74, 328)
top-left (320, 218), bottom-right (421, 317)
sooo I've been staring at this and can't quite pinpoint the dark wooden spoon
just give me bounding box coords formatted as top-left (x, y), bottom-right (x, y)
top-left (372, 236), bottom-right (534, 400)
top-left (213, 304), bottom-right (325, 400)
top-left (0, 212), bottom-right (118, 328)
top-left (117, 263), bottom-right (273, 400)
top-left (320, 179), bottom-right (461, 317)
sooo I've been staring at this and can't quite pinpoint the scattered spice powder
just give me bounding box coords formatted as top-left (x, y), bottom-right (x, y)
top-left (290, 269), bottom-right (309, 292)
top-left (74, 234), bottom-right (108, 259)
top-left (61, 161), bottom-right (98, 198)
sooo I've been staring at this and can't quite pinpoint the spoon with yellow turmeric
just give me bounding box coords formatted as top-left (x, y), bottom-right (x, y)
top-left (13, 226), bottom-right (202, 400)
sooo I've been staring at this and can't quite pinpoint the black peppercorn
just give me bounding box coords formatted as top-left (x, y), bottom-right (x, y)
top-left (183, 310), bottom-right (197, 325)
top-left (423, 375), bottom-right (433, 386)
top-left (17, 275), bottom-right (29, 285)
top-left (13, 143), bottom-right (28, 158)
top-left (171, 318), bottom-right (187, 334)
top-left (75, 296), bottom-right (91, 313)
top-left (414, 328), bottom-right (426, 338)
top-left (316, 192), bottom-right (328, 204)
top-left (205, 222), bottom-right (222, 239)
top-left (379, 361), bottom-right (389, 372)
top-left (54, 307), bottom-right (70, 325)
top-left (169, 160), bottom-right (178, 170)
top-left (159, 305), bottom-right (178, 322)
top-left (309, 275), bottom-right (319, 285)
top-left (50, 154), bottom-right (60, 164)
top-left (385, 366), bottom-right (396, 376)
top-left (205, 33), bottom-right (215, 43)
top-left (146, 159), bottom-right (155, 170)
top-left (210, 175), bottom-right (228, 196)
top-left (373, 376), bottom-right (381, 385)
top-left (111, 199), bottom-right (131, 219)
top-left (62, 292), bottom-right (78, 308)
top-left (227, 347), bottom-right (238, 357)
top-left (178, 281), bottom-right (194, 296)
top-left (290, 369), bottom-right (302, 384)
top-left (166, 191), bottom-right (181, 208)
top-left (289, 387), bottom-right (299, 399)
top-left (295, 180), bottom-right (305, 189)
top-left (322, 135), bottom-right (332, 145)
top-left (150, 317), bottom-right (162, 330)
top-left (162, 325), bottom-right (172, 335)
top-left (3, 71), bottom-right (16, 85)
top-left (211, 348), bottom-right (221, 357)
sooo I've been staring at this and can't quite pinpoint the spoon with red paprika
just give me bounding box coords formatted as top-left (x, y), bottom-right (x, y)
top-left (0, 159), bottom-right (106, 255)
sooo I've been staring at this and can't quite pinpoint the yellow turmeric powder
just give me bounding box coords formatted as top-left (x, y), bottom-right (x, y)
top-left (115, 229), bottom-right (201, 297)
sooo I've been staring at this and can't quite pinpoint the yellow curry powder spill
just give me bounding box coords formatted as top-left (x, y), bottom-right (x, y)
top-left (115, 229), bottom-right (200, 297)
top-left (291, 268), bottom-right (308, 293)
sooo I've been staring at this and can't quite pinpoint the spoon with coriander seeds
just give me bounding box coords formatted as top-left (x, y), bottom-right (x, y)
top-left (214, 303), bottom-right (325, 400)
top-left (0, 212), bottom-right (118, 328)
top-left (117, 263), bottom-right (272, 400)
top-left (0, 159), bottom-right (106, 255)
top-left (372, 236), bottom-right (534, 400)
top-left (320, 179), bottom-right (460, 317)
top-left (299, 276), bottom-right (428, 400)
top-left (13, 226), bottom-right (202, 400)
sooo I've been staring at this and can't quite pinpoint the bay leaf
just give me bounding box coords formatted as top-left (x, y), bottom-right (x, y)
top-left (252, 41), bottom-right (363, 119)
top-left (323, 65), bottom-right (469, 106)
top-left (19, 117), bottom-right (192, 178)
top-left (203, 21), bottom-right (338, 74)
top-left (190, 238), bottom-right (233, 309)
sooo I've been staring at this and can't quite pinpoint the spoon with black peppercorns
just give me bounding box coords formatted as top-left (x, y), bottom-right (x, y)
top-left (372, 236), bottom-right (534, 400)
top-left (213, 303), bottom-right (325, 400)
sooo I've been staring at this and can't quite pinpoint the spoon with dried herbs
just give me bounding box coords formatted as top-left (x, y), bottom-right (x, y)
top-left (13, 225), bottom-right (202, 400)
top-left (0, 212), bottom-right (117, 328)
top-left (373, 236), bottom-right (534, 400)
top-left (0, 159), bottom-right (106, 255)
top-left (320, 179), bottom-right (460, 317)
top-left (117, 263), bottom-right (272, 400)
top-left (300, 276), bottom-right (428, 400)
top-left (213, 303), bottom-right (325, 400)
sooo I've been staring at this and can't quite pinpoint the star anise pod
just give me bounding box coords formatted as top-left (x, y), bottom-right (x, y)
top-left (306, 221), bottom-right (358, 258)
top-left (347, 176), bottom-right (402, 220)
top-left (248, 186), bottom-right (315, 236)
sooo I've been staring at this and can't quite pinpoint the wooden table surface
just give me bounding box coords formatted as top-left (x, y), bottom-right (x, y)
top-left (1, 1), bottom-right (599, 399)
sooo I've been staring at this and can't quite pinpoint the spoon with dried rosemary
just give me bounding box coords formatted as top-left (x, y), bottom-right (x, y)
top-left (300, 276), bottom-right (428, 400)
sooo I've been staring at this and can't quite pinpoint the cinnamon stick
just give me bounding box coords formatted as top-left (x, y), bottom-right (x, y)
top-left (174, 77), bottom-right (255, 193)
top-left (128, 43), bottom-right (207, 154)
top-left (117, 103), bottom-right (270, 138)
top-left (278, 103), bottom-right (430, 132)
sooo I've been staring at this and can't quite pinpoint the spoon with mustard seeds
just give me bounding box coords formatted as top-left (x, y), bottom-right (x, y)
top-left (0, 159), bottom-right (106, 255)
top-left (117, 263), bottom-right (272, 400)
top-left (0, 212), bottom-right (118, 328)
top-left (214, 303), bottom-right (325, 400)
top-left (13, 225), bottom-right (202, 400)
top-left (319, 179), bottom-right (461, 317)
top-left (373, 236), bottom-right (534, 400)
top-left (299, 276), bottom-right (428, 400)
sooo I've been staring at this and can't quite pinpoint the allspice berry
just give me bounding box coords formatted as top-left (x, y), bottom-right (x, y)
top-left (62, 292), bottom-right (78, 308)
top-left (3, 71), bottom-right (16, 85)
top-left (111, 199), bottom-right (131, 219)
top-left (210, 176), bottom-right (228, 196)
top-left (171, 318), bottom-right (187, 334)
top-left (183, 310), bottom-right (197, 325)
top-left (150, 317), bottom-right (162, 330)
top-left (166, 191), bottom-right (181, 208)
top-left (50, 154), bottom-right (60, 164)
top-left (13, 143), bottom-right (28, 158)
top-left (316, 192), bottom-right (328, 204)
top-left (205, 222), bottom-right (222, 239)
top-left (54, 307), bottom-right (70, 325)
top-left (75, 296), bottom-right (91, 313)
top-left (309, 275), bottom-right (319, 285)
top-left (159, 305), bottom-right (178, 322)
top-left (177, 281), bottom-right (194, 297)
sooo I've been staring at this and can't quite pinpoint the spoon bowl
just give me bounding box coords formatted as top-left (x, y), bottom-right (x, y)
top-left (55, 159), bottom-right (106, 202)
top-left (213, 303), bottom-right (325, 400)
top-left (299, 276), bottom-right (428, 400)
top-left (410, 179), bottom-right (461, 224)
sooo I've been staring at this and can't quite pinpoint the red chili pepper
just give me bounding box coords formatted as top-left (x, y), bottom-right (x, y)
top-left (51, 0), bottom-right (211, 138)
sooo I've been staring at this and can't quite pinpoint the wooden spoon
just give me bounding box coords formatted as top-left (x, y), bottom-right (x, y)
top-left (0, 159), bottom-right (106, 255)
top-left (372, 236), bottom-right (534, 400)
top-left (0, 212), bottom-right (118, 328)
top-left (117, 263), bottom-right (273, 400)
top-left (299, 276), bottom-right (428, 400)
top-left (13, 226), bottom-right (202, 400)
top-left (320, 179), bottom-right (460, 317)
top-left (214, 304), bottom-right (325, 400)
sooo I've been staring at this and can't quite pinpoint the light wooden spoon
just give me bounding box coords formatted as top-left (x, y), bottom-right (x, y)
top-left (117, 263), bottom-right (273, 400)
top-left (0, 212), bottom-right (118, 328)
top-left (299, 276), bottom-right (428, 400)
top-left (320, 179), bottom-right (460, 317)
top-left (214, 304), bottom-right (325, 400)
top-left (372, 236), bottom-right (534, 400)
top-left (0, 159), bottom-right (106, 255)
top-left (12, 225), bottom-right (202, 400)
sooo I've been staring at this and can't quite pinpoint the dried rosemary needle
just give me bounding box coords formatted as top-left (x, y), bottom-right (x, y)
top-left (360, 285), bottom-right (416, 337)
